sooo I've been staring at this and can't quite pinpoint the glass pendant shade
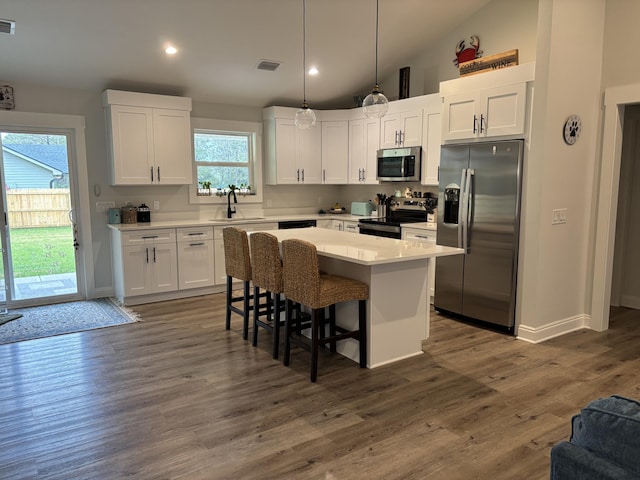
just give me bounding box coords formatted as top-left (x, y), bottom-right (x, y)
top-left (294, 102), bottom-right (316, 129)
top-left (362, 84), bottom-right (389, 118)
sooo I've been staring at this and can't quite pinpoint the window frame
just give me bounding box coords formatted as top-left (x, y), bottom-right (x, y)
top-left (189, 118), bottom-right (263, 205)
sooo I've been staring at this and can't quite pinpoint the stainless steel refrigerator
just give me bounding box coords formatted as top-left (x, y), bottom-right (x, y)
top-left (435, 140), bottom-right (523, 332)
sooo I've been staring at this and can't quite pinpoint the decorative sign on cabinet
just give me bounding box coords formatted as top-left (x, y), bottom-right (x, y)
top-left (103, 90), bottom-right (193, 186)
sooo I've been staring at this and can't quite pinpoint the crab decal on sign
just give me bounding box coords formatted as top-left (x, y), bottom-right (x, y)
top-left (453, 36), bottom-right (482, 67)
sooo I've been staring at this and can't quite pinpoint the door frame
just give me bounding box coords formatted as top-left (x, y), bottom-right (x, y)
top-left (0, 111), bottom-right (95, 302)
top-left (592, 84), bottom-right (640, 331)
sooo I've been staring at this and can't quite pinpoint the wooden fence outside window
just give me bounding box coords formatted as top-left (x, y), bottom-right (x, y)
top-left (5, 189), bottom-right (72, 228)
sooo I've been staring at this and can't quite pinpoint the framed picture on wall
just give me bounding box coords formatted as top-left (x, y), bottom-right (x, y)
top-left (399, 67), bottom-right (410, 100)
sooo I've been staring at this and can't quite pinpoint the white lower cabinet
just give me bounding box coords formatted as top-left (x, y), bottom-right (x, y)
top-left (118, 229), bottom-right (178, 298)
top-left (402, 227), bottom-right (437, 300)
top-left (177, 227), bottom-right (215, 290)
top-left (343, 220), bottom-right (359, 233)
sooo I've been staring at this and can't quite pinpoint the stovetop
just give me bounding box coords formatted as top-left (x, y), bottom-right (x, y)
top-left (360, 198), bottom-right (434, 226)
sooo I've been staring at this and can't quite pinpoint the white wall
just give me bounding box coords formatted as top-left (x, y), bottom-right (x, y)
top-left (380, 0), bottom-right (539, 100)
top-left (516, 0), bottom-right (606, 341)
top-left (0, 0), bottom-right (548, 303)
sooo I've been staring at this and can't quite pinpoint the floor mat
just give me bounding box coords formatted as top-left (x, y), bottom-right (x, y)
top-left (0, 298), bottom-right (139, 345)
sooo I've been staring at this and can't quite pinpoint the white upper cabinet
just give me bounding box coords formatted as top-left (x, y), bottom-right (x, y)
top-left (421, 94), bottom-right (442, 186)
top-left (442, 83), bottom-right (526, 141)
top-left (264, 107), bottom-right (321, 185)
top-left (348, 115), bottom-right (380, 184)
top-left (380, 102), bottom-right (423, 149)
top-left (103, 90), bottom-right (193, 185)
top-left (321, 120), bottom-right (349, 184)
top-left (440, 63), bottom-right (534, 142)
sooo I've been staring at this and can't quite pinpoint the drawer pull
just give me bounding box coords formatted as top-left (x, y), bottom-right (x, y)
top-left (189, 242), bottom-right (205, 247)
top-left (187, 232), bottom-right (204, 236)
top-left (141, 235), bottom-right (159, 239)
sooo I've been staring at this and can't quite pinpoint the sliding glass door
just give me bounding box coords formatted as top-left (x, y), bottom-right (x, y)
top-left (0, 130), bottom-right (81, 307)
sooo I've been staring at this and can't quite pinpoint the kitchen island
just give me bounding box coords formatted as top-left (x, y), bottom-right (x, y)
top-left (262, 228), bottom-right (463, 368)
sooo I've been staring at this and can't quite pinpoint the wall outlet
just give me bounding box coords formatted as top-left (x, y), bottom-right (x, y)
top-left (266, 199), bottom-right (272, 208)
top-left (96, 201), bottom-right (115, 212)
top-left (552, 208), bottom-right (567, 225)
top-left (153, 200), bottom-right (160, 210)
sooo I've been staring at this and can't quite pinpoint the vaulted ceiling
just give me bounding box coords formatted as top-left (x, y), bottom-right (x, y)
top-left (0, 0), bottom-right (492, 109)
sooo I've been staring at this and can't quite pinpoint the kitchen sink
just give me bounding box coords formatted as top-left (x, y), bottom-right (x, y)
top-left (210, 217), bottom-right (267, 223)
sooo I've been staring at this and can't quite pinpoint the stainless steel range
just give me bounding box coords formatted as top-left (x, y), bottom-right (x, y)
top-left (358, 197), bottom-right (436, 239)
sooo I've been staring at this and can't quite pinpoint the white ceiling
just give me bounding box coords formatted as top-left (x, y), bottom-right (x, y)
top-left (0, 0), bottom-right (492, 109)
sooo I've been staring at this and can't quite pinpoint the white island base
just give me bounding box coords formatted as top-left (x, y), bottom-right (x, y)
top-left (264, 228), bottom-right (463, 369)
top-left (319, 256), bottom-right (432, 368)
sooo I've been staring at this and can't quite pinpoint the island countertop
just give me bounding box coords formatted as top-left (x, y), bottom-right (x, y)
top-left (261, 227), bottom-right (462, 266)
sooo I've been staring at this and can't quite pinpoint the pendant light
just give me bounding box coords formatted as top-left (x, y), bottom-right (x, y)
top-left (362, 0), bottom-right (389, 118)
top-left (294, 0), bottom-right (316, 129)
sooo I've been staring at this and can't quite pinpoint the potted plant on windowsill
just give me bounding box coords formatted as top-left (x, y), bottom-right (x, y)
top-left (197, 181), bottom-right (212, 196)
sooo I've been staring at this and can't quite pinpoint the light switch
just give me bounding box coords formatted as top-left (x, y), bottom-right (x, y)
top-left (552, 208), bottom-right (567, 225)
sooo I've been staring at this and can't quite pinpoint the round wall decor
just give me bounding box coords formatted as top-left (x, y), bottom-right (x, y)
top-left (563, 114), bottom-right (582, 145)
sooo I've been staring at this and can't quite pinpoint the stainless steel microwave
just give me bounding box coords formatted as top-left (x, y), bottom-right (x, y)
top-left (376, 146), bottom-right (422, 182)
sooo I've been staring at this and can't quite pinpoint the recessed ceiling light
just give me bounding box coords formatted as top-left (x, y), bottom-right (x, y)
top-left (165, 46), bottom-right (178, 55)
top-left (308, 66), bottom-right (318, 75)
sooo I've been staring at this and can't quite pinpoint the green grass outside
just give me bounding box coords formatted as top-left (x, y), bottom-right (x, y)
top-left (8, 226), bottom-right (76, 278)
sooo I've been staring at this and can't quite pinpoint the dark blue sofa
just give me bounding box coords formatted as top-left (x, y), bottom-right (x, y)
top-left (550, 395), bottom-right (640, 479)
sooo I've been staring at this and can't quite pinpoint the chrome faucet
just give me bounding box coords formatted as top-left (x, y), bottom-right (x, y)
top-left (227, 189), bottom-right (237, 219)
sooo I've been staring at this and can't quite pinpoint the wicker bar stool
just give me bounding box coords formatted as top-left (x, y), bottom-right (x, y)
top-left (223, 226), bottom-right (267, 341)
top-left (249, 231), bottom-right (286, 359)
top-left (281, 238), bottom-right (369, 382)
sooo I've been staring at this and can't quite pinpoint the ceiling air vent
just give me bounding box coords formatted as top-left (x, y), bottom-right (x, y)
top-left (256, 60), bottom-right (281, 72)
top-left (0, 19), bottom-right (16, 35)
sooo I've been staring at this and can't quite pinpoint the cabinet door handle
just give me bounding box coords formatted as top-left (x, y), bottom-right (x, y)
top-left (145, 247), bottom-right (149, 264)
top-left (150, 167), bottom-right (154, 182)
top-left (323, 169), bottom-right (326, 182)
top-left (473, 115), bottom-right (478, 134)
top-left (480, 114), bottom-right (486, 133)
top-left (157, 166), bottom-right (160, 182)
top-left (301, 169), bottom-right (305, 182)
top-left (189, 242), bottom-right (205, 247)
top-left (297, 169), bottom-right (300, 182)
top-left (153, 247), bottom-right (157, 263)
top-left (395, 131), bottom-right (399, 145)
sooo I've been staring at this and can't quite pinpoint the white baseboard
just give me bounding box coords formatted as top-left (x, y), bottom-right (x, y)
top-left (517, 314), bottom-right (590, 343)
top-left (620, 294), bottom-right (640, 310)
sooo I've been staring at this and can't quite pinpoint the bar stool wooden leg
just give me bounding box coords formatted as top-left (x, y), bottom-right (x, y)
top-left (242, 280), bottom-right (250, 340)
top-left (359, 299), bottom-right (367, 368)
top-left (252, 285), bottom-right (260, 347)
top-left (283, 299), bottom-right (293, 366)
top-left (225, 275), bottom-right (233, 330)
top-left (311, 308), bottom-right (322, 383)
top-left (272, 294), bottom-right (282, 359)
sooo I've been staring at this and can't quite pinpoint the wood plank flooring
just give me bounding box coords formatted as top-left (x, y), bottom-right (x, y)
top-left (1, 295), bottom-right (639, 479)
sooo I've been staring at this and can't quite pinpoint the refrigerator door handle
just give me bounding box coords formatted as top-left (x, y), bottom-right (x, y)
top-left (463, 168), bottom-right (474, 252)
top-left (458, 168), bottom-right (467, 248)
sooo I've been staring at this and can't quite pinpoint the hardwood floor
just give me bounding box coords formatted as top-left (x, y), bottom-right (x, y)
top-left (1, 295), bottom-right (639, 480)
